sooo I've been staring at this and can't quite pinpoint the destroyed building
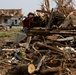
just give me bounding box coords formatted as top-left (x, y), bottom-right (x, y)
top-left (1, 0), bottom-right (76, 75)
top-left (0, 9), bottom-right (23, 26)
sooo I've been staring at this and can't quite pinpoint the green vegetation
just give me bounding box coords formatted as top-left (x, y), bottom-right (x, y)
top-left (0, 28), bottom-right (22, 36)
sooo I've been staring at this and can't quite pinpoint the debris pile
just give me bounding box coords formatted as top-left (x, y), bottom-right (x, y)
top-left (1, 31), bottom-right (76, 75)
top-left (0, 0), bottom-right (76, 75)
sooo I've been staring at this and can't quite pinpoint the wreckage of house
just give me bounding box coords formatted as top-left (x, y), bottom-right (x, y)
top-left (0, 9), bottom-right (23, 26)
top-left (1, 0), bottom-right (76, 75)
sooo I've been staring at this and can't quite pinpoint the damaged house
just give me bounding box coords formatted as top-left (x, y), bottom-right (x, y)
top-left (0, 9), bottom-right (23, 26)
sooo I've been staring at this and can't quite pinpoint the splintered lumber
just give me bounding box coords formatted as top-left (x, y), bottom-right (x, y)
top-left (29, 27), bottom-right (76, 36)
top-left (2, 49), bottom-right (15, 51)
top-left (19, 36), bottom-right (32, 49)
top-left (59, 12), bottom-right (74, 28)
top-left (46, 8), bottom-right (53, 29)
top-left (50, 26), bottom-right (76, 30)
top-left (32, 42), bottom-right (41, 55)
top-left (28, 64), bottom-right (35, 74)
top-left (56, 36), bottom-right (74, 41)
top-left (40, 67), bottom-right (61, 74)
top-left (36, 42), bottom-right (64, 54)
top-left (36, 10), bottom-right (51, 14)
top-left (45, 0), bottom-right (50, 11)
top-left (36, 55), bottom-right (46, 71)
top-left (23, 57), bottom-right (33, 62)
top-left (64, 0), bottom-right (72, 7)
top-left (25, 36), bottom-right (32, 49)
top-left (46, 35), bottom-right (59, 40)
top-left (50, 31), bottom-right (76, 36)
top-left (22, 29), bottom-right (76, 36)
top-left (29, 29), bottom-right (50, 35)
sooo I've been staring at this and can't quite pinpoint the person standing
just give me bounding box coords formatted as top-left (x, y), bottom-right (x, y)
top-left (22, 12), bottom-right (34, 32)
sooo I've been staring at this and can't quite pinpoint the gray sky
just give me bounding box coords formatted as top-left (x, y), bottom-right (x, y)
top-left (0, 0), bottom-right (75, 16)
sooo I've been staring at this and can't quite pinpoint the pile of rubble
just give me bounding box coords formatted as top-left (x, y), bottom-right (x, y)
top-left (1, 30), bottom-right (76, 75)
top-left (1, 0), bottom-right (76, 75)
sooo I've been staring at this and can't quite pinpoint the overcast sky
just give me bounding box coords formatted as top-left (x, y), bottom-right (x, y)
top-left (0, 0), bottom-right (56, 16)
top-left (0, 0), bottom-right (75, 16)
